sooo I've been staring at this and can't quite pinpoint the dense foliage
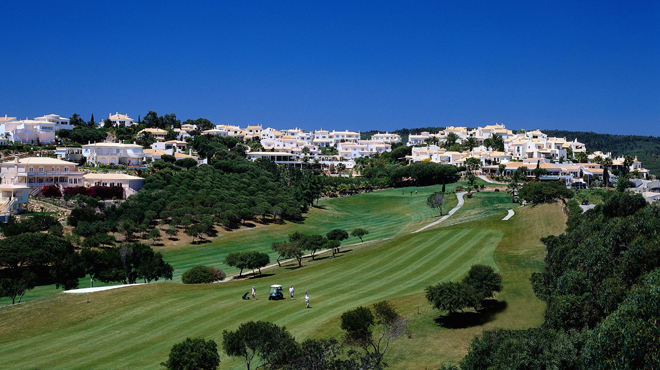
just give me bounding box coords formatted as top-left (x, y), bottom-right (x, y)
top-left (451, 193), bottom-right (660, 369)
top-left (161, 337), bottom-right (220, 370)
top-left (182, 265), bottom-right (223, 284)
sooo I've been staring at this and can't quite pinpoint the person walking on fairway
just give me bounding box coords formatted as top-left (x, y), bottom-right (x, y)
top-left (289, 285), bottom-right (294, 300)
top-left (251, 286), bottom-right (256, 300)
top-left (304, 291), bottom-right (310, 308)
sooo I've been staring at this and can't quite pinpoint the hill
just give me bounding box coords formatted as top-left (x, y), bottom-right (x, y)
top-left (0, 189), bottom-right (564, 369)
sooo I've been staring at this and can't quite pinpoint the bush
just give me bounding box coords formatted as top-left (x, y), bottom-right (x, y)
top-left (209, 267), bottom-right (226, 281)
top-left (161, 337), bottom-right (220, 370)
top-left (182, 265), bottom-right (217, 284)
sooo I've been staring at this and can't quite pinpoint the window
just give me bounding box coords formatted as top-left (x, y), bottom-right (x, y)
top-left (64, 167), bottom-right (69, 172)
top-left (38, 167), bottom-right (44, 172)
top-left (51, 167), bottom-right (55, 172)
top-left (28, 167), bottom-right (34, 172)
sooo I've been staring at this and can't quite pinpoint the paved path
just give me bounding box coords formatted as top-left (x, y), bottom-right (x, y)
top-left (478, 175), bottom-right (507, 185)
top-left (502, 209), bottom-right (515, 221)
top-left (63, 283), bottom-right (146, 294)
top-left (412, 192), bottom-right (467, 233)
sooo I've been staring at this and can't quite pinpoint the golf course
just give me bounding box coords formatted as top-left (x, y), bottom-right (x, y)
top-left (0, 184), bottom-right (566, 369)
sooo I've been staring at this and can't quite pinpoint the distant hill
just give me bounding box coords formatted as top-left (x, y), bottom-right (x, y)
top-left (542, 130), bottom-right (660, 177)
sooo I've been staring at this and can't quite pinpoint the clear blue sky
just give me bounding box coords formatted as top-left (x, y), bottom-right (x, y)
top-left (1, 1), bottom-right (658, 135)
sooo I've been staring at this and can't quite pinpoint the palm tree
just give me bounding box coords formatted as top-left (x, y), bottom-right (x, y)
top-left (507, 180), bottom-right (521, 203)
top-left (444, 133), bottom-right (460, 148)
top-left (464, 137), bottom-right (478, 151)
top-left (575, 152), bottom-right (588, 163)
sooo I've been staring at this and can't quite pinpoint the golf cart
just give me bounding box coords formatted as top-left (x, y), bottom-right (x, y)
top-left (269, 285), bottom-right (284, 300)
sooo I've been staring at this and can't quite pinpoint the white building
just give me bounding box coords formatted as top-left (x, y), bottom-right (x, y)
top-left (106, 112), bottom-right (135, 127)
top-left (34, 114), bottom-right (74, 130)
top-left (0, 119), bottom-right (56, 144)
top-left (82, 142), bottom-right (145, 165)
top-left (0, 157), bottom-right (84, 187)
top-left (370, 132), bottom-right (402, 143)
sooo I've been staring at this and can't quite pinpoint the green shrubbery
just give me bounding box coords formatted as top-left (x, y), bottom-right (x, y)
top-left (182, 266), bottom-right (225, 284)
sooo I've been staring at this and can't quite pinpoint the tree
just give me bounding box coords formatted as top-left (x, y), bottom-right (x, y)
top-left (289, 232), bottom-right (327, 260)
top-left (497, 163), bottom-right (506, 177)
top-left (0, 271), bottom-right (37, 304)
top-left (616, 175), bottom-right (635, 192)
top-left (351, 228), bottom-right (369, 243)
top-left (138, 131), bottom-right (156, 149)
top-left (519, 181), bottom-right (573, 204)
top-left (444, 133), bottom-right (460, 148)
top-left (507, 180), bottom-right (521, 203)
top-left (460, 328), bottom-right (589, 370)
top-left (340, 301), bottom-right (407, 368)
top-left (462, 265), bottom-right (503, 301)
top-left (464, 137), bottom-right (478, 151)
top-left (111, 243), bottom-right (173, 284)
top-left (182, 265), bottom-right (216, 284)
top-left (69, 113), bottom-right (86, 127)
top-left (326, 229), bottom-right (349, 243)
top-left (341, 306), bottom-right (375, 350)
top-left (326, 229), bottom-right (349, 255)
top-left (166, 227), bottom-right (178, 239)
top-left (161, 337), bottom-right (220, 370)
top-left (583, 268), bottom-right (660, 369)
top-left (245, 251), bottom-right (270, 275)
top-left (225, 252), bottom-right (249, 276)
top-left (186, 223), bottom-right (207, 243)
top-left (222, 321), bottom-right (297, 370)
top-left (175, 158), bottom-right (198, 169)
top-left (621, 155), bottom-right (634, 177)
top-left (426, 192), bottom-right (445, 215)
top-left (425, 281), bottom-right (479, 313)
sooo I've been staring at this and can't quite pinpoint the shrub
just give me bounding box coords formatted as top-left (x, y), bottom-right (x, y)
top-left (161, 337), bottom-right (220, 370)
top-left (209, 267), bottom-right (226, 281)
top-left (182, 265), bottom-right (216, 284)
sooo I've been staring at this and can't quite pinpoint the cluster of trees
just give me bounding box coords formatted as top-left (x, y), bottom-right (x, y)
top-left (426, 265), bottom-right (503, 314)
top-left (181, 265), bottom-right (226, 284)
top-left (446, 192), bottom-right (659, 369)
top-left (61, 185), bottom-right (124, 200)
top-left (271, 228), bottom-right (359, 267)
top-left (0, 217), bottom-right (173, 304)
top-left (162, 300), bottom-right (406, 370)
top-left (224, 252), bottom-right (270, 277)
top-left (66, 159), bottom-right (309, 246)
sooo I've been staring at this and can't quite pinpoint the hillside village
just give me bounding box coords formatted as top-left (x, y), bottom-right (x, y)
top-left (0, 112), bottom-right (656, 220)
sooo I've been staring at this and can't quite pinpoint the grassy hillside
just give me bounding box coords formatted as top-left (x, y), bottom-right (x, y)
top-left (0, 183), bottom-right (462, 307)
top-left (0, 192), bottom-right (566, 369)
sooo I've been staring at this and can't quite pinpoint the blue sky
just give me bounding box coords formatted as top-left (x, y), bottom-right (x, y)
top-left (1, 1), bottom-right (658, 135)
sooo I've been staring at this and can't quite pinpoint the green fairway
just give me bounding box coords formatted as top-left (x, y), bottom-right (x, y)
top-left (160, 184), bottom-right (461, 281)
top-left (1, 184), bottom-right (464, 307)
top-left (1, 227), bottom-right (502, 369)
top-left (0, 189), bottom-right (566, 369)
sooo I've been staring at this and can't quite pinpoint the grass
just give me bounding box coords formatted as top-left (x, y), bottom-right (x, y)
top-left (572, 189), bottom-right (612, 205)
top-left (0, 183), bottom-right (463, 307)
top-left (0, 191), bottom-right (566, 369)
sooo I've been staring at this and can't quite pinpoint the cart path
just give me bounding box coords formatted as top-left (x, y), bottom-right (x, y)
top-left (64, 284), bottom-right (146, 294)
top-left (502, 209), bottom-right (515, 221)
top-left (412, 192), bottom-right (467, 233)
top-left (478, 174), bottom-right (507, 184)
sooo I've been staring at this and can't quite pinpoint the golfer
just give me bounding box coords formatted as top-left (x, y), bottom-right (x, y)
top-left (251, 286), bottom-right (256, 300)
top-left (304, 291), bottom-right (310, 308)
top-left (289, 285), bottom-right (294, 300)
